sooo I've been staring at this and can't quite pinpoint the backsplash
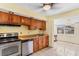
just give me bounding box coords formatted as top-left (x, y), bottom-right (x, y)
top-left (0, 25), bottom-right (45, 36)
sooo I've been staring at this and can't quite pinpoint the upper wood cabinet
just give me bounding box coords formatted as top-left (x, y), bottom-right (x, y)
top-left (30, 18), bottom-right (46, 30)
top-left (42, 21), bottom-right (46, 30)
top-left (36, 20), bottom-right (43, 30)
top-left (21, 16), bottom-right (31, 26)
top-left (37, 20), bottom-right (46, 30)
top-left (0, 11), bottom-right (10, 24)
top-left (30, 18), bottom-right (37, 30)
top-left (10, 14), bottom-right (21, 25)
top-left (0, 11), bottom-right (21, 25)
top-left (0, 11), bottom-right (46, 30)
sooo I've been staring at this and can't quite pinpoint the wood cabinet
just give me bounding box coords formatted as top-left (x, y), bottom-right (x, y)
top-left (36, 20), bottom-right (43, 30)
top-left (0, 11), bottom-right (10, 24)
top-left (33, 36), bottom-right (39, 52)
top-left (0, 11), bottom-right (46, 30)
top-left (30, 19), bottom-right (46, 30)
top-left (42, 36), bottom-right (46, 48)
top-left (38, 36), bottom-right (43, 50)
top-left (38, 35), bottom-right (49, 49)
top-left (10, 14), bottom-right (21, 25)
top-left (21, 17), bottom-right (31, 26)
top-left (30, 19), bottom-right (37, 30)
top-left (33, 35), bottom-right (49, 52)
top-left (0, 11), bottom-right (21, 25)
top-left (42, 21), bottom-right (46, 30)
top-left (43, 35), bottom-right (49, 47)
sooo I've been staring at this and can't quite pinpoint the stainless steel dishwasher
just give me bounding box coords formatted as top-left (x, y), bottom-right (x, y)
top-left (21, 40), bottom-right (33, 56)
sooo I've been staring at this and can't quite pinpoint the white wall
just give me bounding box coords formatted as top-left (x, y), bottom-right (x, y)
top-left (46, 16), bottom-right (54, 47)
top-left (54, 15), bottom-right (79, 44)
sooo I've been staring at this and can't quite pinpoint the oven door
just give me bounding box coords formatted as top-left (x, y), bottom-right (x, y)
top-left (0, 41), bottom-right (21, 56)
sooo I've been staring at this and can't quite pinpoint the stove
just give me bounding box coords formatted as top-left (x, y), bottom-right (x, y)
top-left (0, 33), bottom-right (21, 56)
top-left (0, 33), bottom-right (19, 43)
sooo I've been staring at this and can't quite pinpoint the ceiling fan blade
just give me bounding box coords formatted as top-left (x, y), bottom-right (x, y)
top-left (35, 8), bottom-right (44, 12)
top-left (32, 6), bottom-right (43, 10)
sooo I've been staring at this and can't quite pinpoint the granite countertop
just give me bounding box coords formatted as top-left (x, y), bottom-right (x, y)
top-left (18, 34), bottom-right (47, 41)
top-left (18, 34), bottom-right (38, 40)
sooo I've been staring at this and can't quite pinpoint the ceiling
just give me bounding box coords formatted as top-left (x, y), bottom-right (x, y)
top-left (16, 3), bottom-right (79, 16)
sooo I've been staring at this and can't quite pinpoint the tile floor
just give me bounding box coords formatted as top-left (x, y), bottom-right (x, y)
top-left (31, 47), bottom-right (57, 56)
top-left (30, 41), bottom-right (79, 56)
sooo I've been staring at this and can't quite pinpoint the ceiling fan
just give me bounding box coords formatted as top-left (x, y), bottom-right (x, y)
top-left (34, 3), bottom-right (60, 13)
top-left (42, 3), bottom-right (55, 11)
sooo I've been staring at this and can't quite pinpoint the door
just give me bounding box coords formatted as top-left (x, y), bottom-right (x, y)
top-left (30, 19), bottom-right (37, 30)
top-left (38, 36), bottom-right (43, 50)
top-left (42, 35), bottom-right (49, 48)
top-left (10, 14), bottom-right (21, 25)
top-left (42, 21), bottom-right (46, 30)
top-left (0, 11), bottom-right (10, 24)
top-left (21, 17), bottom-right (31, 26)
top-left (42, 36), bottom-right (46, 48)
top-left (45, 35), bottom-right (49, 47)
top-left (33, 36), bottom-right (39, 52)
top-left (36, 20), bottom-right (42, 30)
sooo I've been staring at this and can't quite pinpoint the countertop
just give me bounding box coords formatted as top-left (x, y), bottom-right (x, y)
top-left (18, 34), bottom-right (48, 41)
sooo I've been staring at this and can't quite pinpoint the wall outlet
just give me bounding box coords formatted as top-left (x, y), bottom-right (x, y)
top-left (20, 32), bottom-right (22, 34)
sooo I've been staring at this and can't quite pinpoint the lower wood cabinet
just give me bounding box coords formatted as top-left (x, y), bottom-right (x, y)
top-left (33, 36), bottom-right (39, 52)
top-left (42, 36), bottom-right (46, 48)
top-left (38, 36), bottom-right (43, 50)
top-left (33, 35), bottom-right (49, 52)
top-left (42, 35), bottom-right (49, 48)
top-left (44, 35), bottom-right (49, 47)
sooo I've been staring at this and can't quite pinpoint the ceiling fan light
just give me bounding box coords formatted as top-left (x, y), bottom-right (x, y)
top-left (43, 5), bottom-right (51, 11)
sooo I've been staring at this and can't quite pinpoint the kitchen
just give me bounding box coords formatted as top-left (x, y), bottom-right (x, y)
top-left (0, 3), bottom-right (49, 56)
top-left (0, 3), bottom-right (79, 56)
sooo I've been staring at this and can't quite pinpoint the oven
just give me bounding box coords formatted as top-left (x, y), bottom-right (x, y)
top-left (0, 41), bottom-right (21, 56)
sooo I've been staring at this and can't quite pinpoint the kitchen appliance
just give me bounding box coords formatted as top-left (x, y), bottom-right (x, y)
top-left (0, 33), bottom-right (21, 56)
top-left (21, 40), bottom-right (33, 56)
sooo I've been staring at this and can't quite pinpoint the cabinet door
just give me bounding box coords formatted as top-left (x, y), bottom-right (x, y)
top-left (42, 35), bottom-right (49, 48)
top-left (42, 21), bottom-right (46, 30)
top-left (36, 20), bottom-right (42, 30)
top-left (33, 37), bottom-right (39, 52)
top-left (10, 14), bottom-right (21, 25)
top-left (21, 17), bottom-right (31, 26)
top-left (38, 36), bottom-right (43, 50)
top-left (42, 36), bottom-right (46, 48)
top-left (0, 11), bottom-right (9, 24)
top-left (30, 19), bottom-right (37, 30)
top-left (45, 35), bottom-right (49, 47)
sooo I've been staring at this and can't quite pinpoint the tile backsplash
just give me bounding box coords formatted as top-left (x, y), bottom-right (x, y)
top-left (0, 25), bottom-right (45, 36)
